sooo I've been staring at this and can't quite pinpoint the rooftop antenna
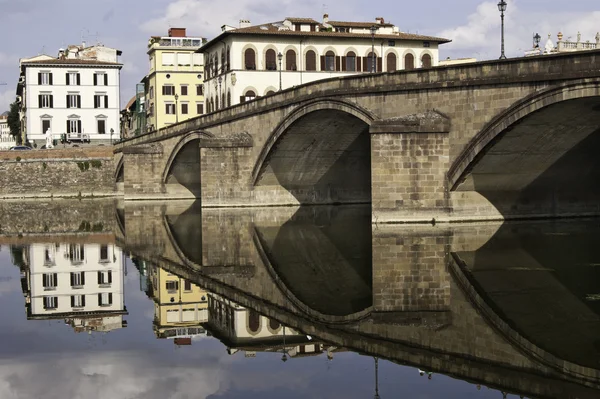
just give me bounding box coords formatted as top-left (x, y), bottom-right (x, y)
top-left (322, 3), bottom-right (328, 15)
top-left (39, 45), bottom-right (46, 55)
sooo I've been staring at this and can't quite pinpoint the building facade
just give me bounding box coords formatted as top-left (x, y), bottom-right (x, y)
top-left (0, 115), bottom-right (15, 149)
top-left (16, 44), bottom-right (122, 147)
top-left (144, 28), bottom-right (206, 131)
top-left (200, 15), bottom-right (450, 111)
top-left (21, 242), bottom-right (127, 333)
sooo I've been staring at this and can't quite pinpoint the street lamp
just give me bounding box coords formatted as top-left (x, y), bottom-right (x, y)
top-left (533, 32), bottom-right (541, 48)
top-left (370, 25), bottom-right (378, 73)
top-left (174, 93), bottom-right (179, 123)
top-left (110, 128), bottom-right (114, 145)
top-left (498, 0), bottom-right (507, 59)
top-left (281, 325), bottom-right (288, 362)
top-left (277, 52), bottom-right (283, 91)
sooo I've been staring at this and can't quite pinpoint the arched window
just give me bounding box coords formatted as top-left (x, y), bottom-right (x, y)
top-left (244, 48), bottom-right (256, 70)
top-left (325, 50), bottom-right (335, 71)
top-left (221, 49), bottom-right (225, 73)
top-left (269, 318), bottom-right (281, 331)
top-left (248, 310), bottom-right (260, 333)
top-left (213, 54), bottom-right (219, 76)
top-left (345, 51), bottom-right (356, 72)
top-left (286, 49), bottom-right (297, 70)
top-left (226, 47), bottom-right (231, 71)
top-left (387, 53), bottom-right (397, 72)
top-left (306, 50), bottom-right (316, 71)
top-left (227, 90), bottom-right (231, 107)
top-left (266, 90), bottom-right (275, 95)
top-left (405, 53), bottom-right (415, 70)
top-left (240, 90), bottom-right (256, 103)
top-left (265, 49), bottom-right (277, 70)
top-left (422, 53), bottom-right (432, 68)
top-left (366, 52), bottom-right (378, 72)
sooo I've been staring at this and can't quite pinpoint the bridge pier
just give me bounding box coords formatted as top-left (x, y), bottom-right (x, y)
top-left (370, 111), bottom-right (451, 223)
top-left (122, 143), bottom-right (167, 199)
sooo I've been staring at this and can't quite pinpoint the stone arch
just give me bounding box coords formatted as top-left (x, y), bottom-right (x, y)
top-left (241, 44), bottom-right (258, 70)
top-left (252, 98), bottom-right (376, 204)
top-left (420, 50), bottom-right (434, 68)
top-left (162, 131), bottom-right (214, 198)
top-left (402, 49), bottom-right (417, 70)
top-left (161, 201), bottom-right (204, 268)
top-left (114, 155), bottom-right (124, 184)
top-left (449, 82), bottom-right (600, 191)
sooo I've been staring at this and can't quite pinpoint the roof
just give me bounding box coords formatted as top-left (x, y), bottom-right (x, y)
top-left (125, 95), bottom-right (137, 110)
top-left (200, 21), bottom-right (451, 51)
top-left (285, 17), bottom-right (320, 24)
top-left (21, 59), bottom-right (122, 67)
top-left (329, 20), bottom-right (395, 28)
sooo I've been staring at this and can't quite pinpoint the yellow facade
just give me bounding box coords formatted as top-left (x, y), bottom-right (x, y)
top-left (145, 33), bottom-right (205, 131)
top-left (149, 265), bottom-right (208, 337)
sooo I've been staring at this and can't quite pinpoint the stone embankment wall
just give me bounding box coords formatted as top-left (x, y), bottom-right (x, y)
top-left (0, 147), bottom-right (115, 198)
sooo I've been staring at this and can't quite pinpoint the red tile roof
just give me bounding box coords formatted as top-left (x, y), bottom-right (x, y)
top-left (285, 17), bottom-right (320, 24)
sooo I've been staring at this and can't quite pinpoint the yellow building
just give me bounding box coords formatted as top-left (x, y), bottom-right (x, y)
top-left (148, 264), bottom-right (208, 343)
top-left (145, 28), bottom-right (206, 131)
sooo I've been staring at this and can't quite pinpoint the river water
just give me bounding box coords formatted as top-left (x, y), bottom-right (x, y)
top-left (0, 200), bottom-right (599, 398)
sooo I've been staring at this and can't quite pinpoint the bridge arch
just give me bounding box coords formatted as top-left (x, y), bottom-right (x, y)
top-left (114, 155), bottom-right (124, 184)
top-left (252, 98), bottom-right (376, 204)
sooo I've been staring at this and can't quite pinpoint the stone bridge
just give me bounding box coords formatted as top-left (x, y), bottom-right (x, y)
top-left (114, 201), bottom-right (600, 399)
top-left (115, 50), bottom-right (600, 223)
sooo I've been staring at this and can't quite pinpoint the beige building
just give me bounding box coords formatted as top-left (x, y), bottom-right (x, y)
top-left (200, 14), bottom-right (450, 111)
top-left (144, 28), bottom-right (206, 131)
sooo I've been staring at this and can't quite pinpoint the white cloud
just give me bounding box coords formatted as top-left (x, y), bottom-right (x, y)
top-left (140, 0), bottom-right (320, 37)
top-left (437, 1), bottom-right (600, 60)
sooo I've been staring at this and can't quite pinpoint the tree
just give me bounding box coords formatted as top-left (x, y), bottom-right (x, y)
top-left (7, 101), bottom-right (22, 144)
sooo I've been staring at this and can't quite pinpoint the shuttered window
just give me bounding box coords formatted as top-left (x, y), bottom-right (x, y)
top-left (244, 48), bottom-right (256, 70)
top-left (387, 53), bottom-right (397, 72)
top-left (345, 52), bottom-right (356, 72)
top-left (422, 53), bottom-right (432, 68)
top-left (265, 49), bottom-right (277, 70)
top-left (405, 53), bottom-right (415, 70)
top-left (285, 49), bottom-right (297, 71)
top-left (305, 50), bottom-right (316, 71)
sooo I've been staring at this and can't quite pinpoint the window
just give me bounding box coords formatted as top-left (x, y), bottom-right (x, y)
top-left (71, 295), bottom-right (85, 308)
top-left (192, 53), bottom-right (203, 66)
top-left (162, 52), bottom-right (175, 66)
top-left (248, 310), bottom-right (260, 333)
top-left (244, 48), bottom-right (256, 70)
top-left (178, 53), bottom-right (191, 66)
top-left (70, 271), bottom-right (85, 288)
top-left (196, 84), bottom-right (203, 96)
top-left (94, 73), bottom-right (108, 86)
top-left (366, 52), bottom-right (378, 72)
top-left (422, 53), bottom-right (432, 68)
top-left (98, 270), bottom-right (112, 285)
top-left (286, 49), bottom-right (297, 71)
top-left (387, 53), bottom-right (397, 72)
top-left (226, 47), bottom-right (230, 71)
top-left (184, 280), bottom-right (192, 291)
top-left (43, 296), bottom-right (58, 310)
top-left (100, 245), bottom-right (109, 262)
top-left (41, 119), bottom-right (51, 135)
top-left (42, 273), bottom-right (58, 289)
top-left (269, 319), bottom-right (281, 331)
top-left (181, 103), bottom-right (188, 114)
top-left (162, 85), bottom-right (175, 96)
top-left (180, 85), bottom-right (188, 96)
top-left (67, 119), bottom-right (82, 135)
top-left (306, 50), bottom-right (316, 71)
top-left (240, 90), bottom-right (256, 103)
top-left (94, 94), bottom-right (109, 108)
top-left (196, 103), bottom-right (204, 114)
top-left (38, 72), bottom-right (52, 85)
top-left (388, 40), bottom-right (396, 47)
top-left (68, 244), bottom-right (85, 263)
top-left (346, 51), bottom-right (356, 72)
top-left (423, 42), bottom-right (431, 48)
top-left (265, 49), bottom-right (277, 70)
top-left (66, 93), bottom-right (80, 108)
top-left (149, 86), bottom-right (154, 99)
top-left (44, 246), bottom-right (55, 266)
top-left (405, 53), bottom-right (415, 70)
top-left (97, 119), bottom-right (106, 134)
top-left (66, 72), bottom-right (80, 85)
top-left (98, 292), bottom-right (113, 306)
top-left (227, 90), bottom-right (231, 107)
top-left (166, 280), bottom-right (179, 292)
top-left (38, 94), bottom-right (53, 108)
top-left (165, 103), bottom-right (175, 114)
top-left (325, 51), bottom-right (335, 71)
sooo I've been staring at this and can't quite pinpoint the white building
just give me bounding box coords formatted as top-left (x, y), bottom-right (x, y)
top-left (0, 115), bottom-right (15, 149)
top-left (16, 44), bottom-right (122, 147)
top-left (199, 14), bottom-right (450, 111)
top-left (22, 242), bottom-right (127, 333)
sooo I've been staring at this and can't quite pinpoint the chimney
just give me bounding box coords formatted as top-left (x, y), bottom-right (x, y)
top-left (168, 28), bottom-right (187, 37)
top-left (323, 13), bottom-right (329, 24)
top-left (58, 48), bottom-right (65, 60)
top-left (375, 17), bottom-right (385, 24)
top-left (239, 19), bottom-right (251, 29)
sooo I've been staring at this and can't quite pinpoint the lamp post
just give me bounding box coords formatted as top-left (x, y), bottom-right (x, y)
top-left (370, 25), bottom-right (378, 73)
top-left (281, 325), bottom-right (288, 362)
top-left (533, 32), bottom-right (541, 48)
top-left (374, 357), bottom-right (380, 399)
top-left (498, 0), bottom-right (507, 59)
top-left (277, 52), bottom-right (283, 91)
top-left (110, 128), bottom-right (114, 145)
top-left (174, 93), bottom-right (179, 123)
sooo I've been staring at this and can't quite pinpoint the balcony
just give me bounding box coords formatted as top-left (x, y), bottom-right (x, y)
top-left (148, 37), bottom-right (204, 49)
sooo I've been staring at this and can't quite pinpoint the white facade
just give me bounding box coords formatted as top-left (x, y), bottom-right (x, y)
top-left (26, 243), bottom-right (126, 332)
top-left (18, 45), bottom-right (122, 146)
top-left (200, 16), bottom-right (449, 110)
top-left (0, 116), bottom-right (15, 149)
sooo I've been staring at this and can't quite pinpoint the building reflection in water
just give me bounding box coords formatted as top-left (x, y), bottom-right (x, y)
top-left (16, 242), bottom-right (127, 333)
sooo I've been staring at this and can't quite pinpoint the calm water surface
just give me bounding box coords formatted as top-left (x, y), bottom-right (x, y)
top-left (0, 200), bottom-right (599, 399)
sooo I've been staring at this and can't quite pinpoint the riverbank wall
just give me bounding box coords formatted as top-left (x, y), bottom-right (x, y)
top-left (0, 147), bottom-right (115, 199)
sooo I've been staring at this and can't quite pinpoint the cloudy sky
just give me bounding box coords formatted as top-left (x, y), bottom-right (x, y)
top-left (0, 0), bottom-right (599, 112)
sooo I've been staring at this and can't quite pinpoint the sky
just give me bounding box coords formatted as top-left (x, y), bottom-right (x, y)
top-left (0, 0), bottom-right (599, 112)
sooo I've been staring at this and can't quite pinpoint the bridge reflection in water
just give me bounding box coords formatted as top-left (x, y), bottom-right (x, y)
top-left (114, 200), bottom-right (600, 399)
